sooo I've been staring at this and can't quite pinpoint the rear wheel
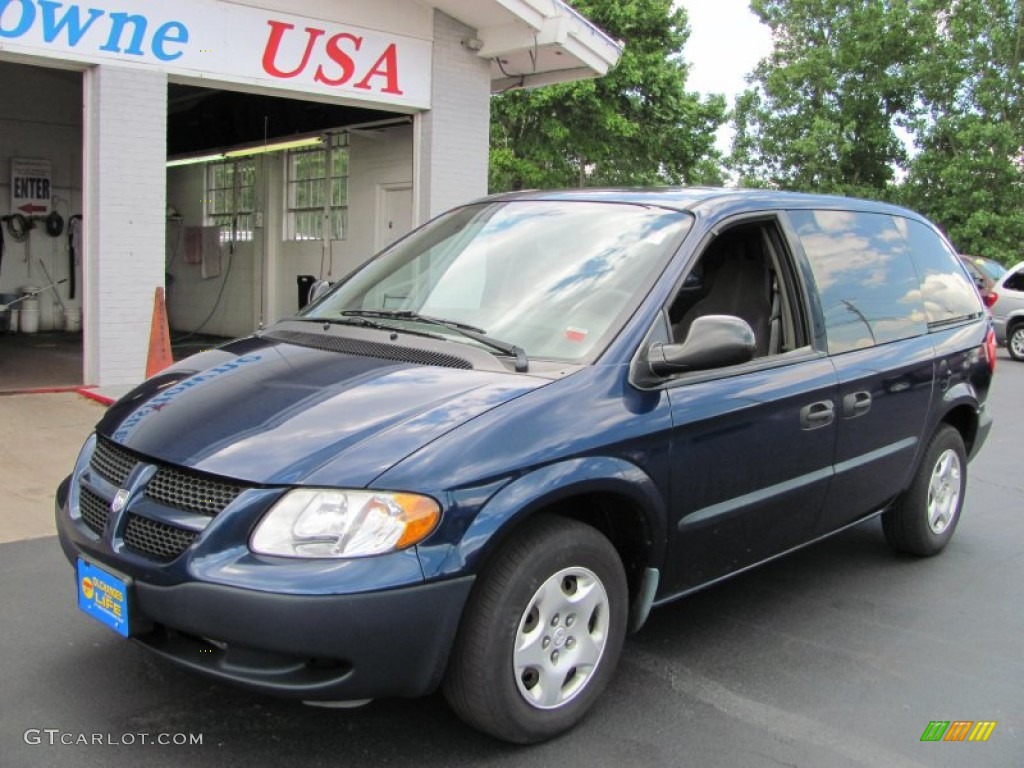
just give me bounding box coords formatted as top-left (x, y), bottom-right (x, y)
top-left (883, 425), bottom-right (966, 556)
top-left (442, 515), bottom-right (628, 743)
top-left (1008, 323), bottom-right (1024, 361)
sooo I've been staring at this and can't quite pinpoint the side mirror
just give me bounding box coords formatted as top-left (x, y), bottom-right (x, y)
top-left (646, 315), bottom-right (756, 378)
top-left (308, 279), bottom-right (333, 305)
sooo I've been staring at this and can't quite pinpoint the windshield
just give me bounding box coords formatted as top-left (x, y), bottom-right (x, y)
top-left (303, 200), bottom-right (692, 362)
top-left (973, 257), bottom-right (1007, 281)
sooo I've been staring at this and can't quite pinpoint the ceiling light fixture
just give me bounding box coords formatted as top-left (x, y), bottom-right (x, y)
top-left (166, 135), bottom-right (324, 167)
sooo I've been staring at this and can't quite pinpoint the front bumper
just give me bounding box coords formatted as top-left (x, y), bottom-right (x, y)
top-left (56, 476), bottom-right (474, 701)
top-left (128, 575), bottom-right (474, 700)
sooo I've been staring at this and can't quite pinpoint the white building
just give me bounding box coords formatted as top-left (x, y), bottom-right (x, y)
top-left (0, 0), bottom-right (620, 389)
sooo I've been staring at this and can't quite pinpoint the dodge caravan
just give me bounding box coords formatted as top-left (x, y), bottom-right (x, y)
top-left (56, 188), bottom-right (994, 743)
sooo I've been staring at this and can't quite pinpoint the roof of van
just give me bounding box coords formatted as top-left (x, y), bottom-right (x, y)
top-left (482, 187), bottom-right (924, 220)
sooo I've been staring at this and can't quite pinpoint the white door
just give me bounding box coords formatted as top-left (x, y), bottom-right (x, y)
top-left (377, 184), bottom-right (413, 251)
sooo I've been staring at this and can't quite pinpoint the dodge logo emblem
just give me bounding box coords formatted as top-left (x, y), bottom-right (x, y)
top-left (111, 489), bottom-right (130, 514)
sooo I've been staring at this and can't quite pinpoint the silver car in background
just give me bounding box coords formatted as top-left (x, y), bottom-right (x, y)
top-left (991, 262), bottom-right (1024, 360)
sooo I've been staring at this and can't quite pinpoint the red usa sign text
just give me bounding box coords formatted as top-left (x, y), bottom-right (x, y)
top-left (0, 0), bottom-right (431, 109)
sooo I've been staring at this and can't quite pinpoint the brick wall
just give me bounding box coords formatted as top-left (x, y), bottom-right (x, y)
top-left (417, 11), bottom-right (492, 221)
top-left (83, 65), bottom-right (167, 388)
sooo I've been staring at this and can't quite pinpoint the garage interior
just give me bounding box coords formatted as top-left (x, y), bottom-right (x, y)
top-left (0, 62), bottom-right (83, 393)
top-left (1, 61), bottom-right (414, 393)
top-left (0, 1), bottom-right (621, 394)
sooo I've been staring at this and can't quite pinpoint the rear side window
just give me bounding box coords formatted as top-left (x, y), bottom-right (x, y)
top-left (1004, 268), bottom-right (1024, 292)
top-left (898, 219), bottom-right (983, 325)
top-left (790, 210), bottom-right (927, 354)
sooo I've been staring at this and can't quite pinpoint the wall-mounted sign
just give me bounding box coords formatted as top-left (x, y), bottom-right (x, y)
top-left (10, 157), bottom-right (52, 215)
top-left (0, 0), bottom-right (432, 109)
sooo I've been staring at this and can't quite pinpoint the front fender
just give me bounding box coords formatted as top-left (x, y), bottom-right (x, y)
top-left (417, 456), bottom-right (668, 581)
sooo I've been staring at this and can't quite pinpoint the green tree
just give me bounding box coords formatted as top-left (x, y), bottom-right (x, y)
top-left (731, 0), bottom-right (1024, 262)
top-left (489, 0), bottom-right (727, 192)
top-left (730, 0), bottom-right (933, 196)
top-left (900, 0), bottom-right (1024, 263)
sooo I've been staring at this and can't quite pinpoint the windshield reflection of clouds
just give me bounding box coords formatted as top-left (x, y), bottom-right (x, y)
top-left (367, 202), bottom-right (687, 360)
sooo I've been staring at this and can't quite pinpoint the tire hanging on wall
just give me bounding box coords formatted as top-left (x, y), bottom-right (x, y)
top-left (45, 211), bottom-right (65, 237)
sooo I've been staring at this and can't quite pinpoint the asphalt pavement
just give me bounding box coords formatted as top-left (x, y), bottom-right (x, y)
top-left (1, 354), bottom-right (1021, 767)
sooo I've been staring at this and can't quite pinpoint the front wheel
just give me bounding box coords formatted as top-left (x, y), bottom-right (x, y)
top-left (442, 515), bottom-right (628, 743)
top-left (882, 425), bottom-right (967, 556)
top-left (1008, 323), bottom-right (1024, 361)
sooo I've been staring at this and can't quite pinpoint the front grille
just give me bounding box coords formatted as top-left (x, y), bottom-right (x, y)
top-left (145, 466), bottom-right (246, 517)
top-left (265, 329), bottom-right (474, 369)
top-left (79, 485), bottom-right (110, 536)
top-left (123, 514), bottom-right (198, 562)
top-left (91, 437), bottom-right (138, 487)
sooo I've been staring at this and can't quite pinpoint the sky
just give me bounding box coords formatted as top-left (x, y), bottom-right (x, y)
top-left (675, 1), bottom-right (773, 99)
top-left (674, 0), bottom-right (774, 152)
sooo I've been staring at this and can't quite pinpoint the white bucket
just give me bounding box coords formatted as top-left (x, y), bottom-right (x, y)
top-left (64, 308), bottom-right (82, 333)
top-left (20, 298), bottom-right (41, 333)
top-left (9, 308), bottom-right (19, 332)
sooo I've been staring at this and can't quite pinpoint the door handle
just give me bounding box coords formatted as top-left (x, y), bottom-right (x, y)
top-left (800, 400), bottom-right (835, 429)
top-left (842, 391), bottom-right (872, 418)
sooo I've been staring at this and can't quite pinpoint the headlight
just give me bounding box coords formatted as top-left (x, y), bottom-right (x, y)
top-left (250, 489), bottom-right (441, 559)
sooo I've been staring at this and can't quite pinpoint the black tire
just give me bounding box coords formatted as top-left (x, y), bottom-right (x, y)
top-left (882, 425), bottom-right (967, 556)
top-left (442, 515), bottom-right (628, 744)
top-left (1008, 322), bottom-right (1024, 362)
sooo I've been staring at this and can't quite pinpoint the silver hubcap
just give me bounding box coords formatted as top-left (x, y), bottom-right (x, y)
top-left (513, 566), bottom-right (610, 710)
top-left (1010, 329), bottom-right (1024, 358)
top-left (927, 448), bottom-right (962, 535)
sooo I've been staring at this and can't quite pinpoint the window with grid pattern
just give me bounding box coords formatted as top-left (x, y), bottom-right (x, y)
top-left (205, 159), bottom-right (256, 243)
top-left (286, 135), bottom-right (349, 241)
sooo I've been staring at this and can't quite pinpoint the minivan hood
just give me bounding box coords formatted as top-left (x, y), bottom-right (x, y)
top-left (96, 334), bottom-right (545, 486)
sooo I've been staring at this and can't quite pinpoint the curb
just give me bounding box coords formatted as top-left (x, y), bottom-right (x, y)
top-left (76, 387), bottom-right (115, 406)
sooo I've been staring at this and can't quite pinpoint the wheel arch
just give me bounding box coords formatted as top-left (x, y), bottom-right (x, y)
top-left (1006, 315), bottom-right (1024, 357)
top-left (452, 457), bottom-right (667, 606)
top-left (939, 402), bottom-right (981, 457)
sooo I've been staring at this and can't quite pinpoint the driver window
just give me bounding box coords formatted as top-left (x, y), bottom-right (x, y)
top-left (668, 220), bottom-right (807, 360)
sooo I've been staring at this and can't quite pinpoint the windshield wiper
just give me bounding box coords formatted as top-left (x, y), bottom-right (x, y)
top-left (342, 310), bottom-right (529, 372)
top-left (341, 310), bottom-right (487, 333)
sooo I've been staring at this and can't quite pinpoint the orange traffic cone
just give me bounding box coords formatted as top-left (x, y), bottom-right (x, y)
top-left (145, 287), bottom-right (173, 378)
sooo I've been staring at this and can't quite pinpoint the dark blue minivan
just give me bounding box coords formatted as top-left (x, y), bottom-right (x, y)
top-left (56, 188), bottom-right (994, 742)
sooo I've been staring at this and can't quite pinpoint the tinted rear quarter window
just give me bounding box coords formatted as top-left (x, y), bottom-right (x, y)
top-left (1004, 268), bottom-right (1024, 292)
top-left (790, 210), bottom-right (927, 354)
top-left (898, 219), bottom-right (983, 325)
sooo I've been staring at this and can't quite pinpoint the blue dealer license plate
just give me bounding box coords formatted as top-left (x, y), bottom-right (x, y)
top-left (77, 558), bottom-right (130, 637)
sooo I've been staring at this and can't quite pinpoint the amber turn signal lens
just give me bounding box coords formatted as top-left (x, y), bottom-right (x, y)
top-left (394, 493), bottom-right (441, 549)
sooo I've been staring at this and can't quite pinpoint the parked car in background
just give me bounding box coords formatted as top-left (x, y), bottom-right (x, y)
top-left (56, 189), bottom-right (995, 743)
top-left (959, 254), bottom-right (1007, 308)
top-left (990, 261), bottom-right (1024, 360)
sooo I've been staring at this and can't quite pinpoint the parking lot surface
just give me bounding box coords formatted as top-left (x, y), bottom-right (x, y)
top-left (1, 355), bottom-right (1020, 767)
